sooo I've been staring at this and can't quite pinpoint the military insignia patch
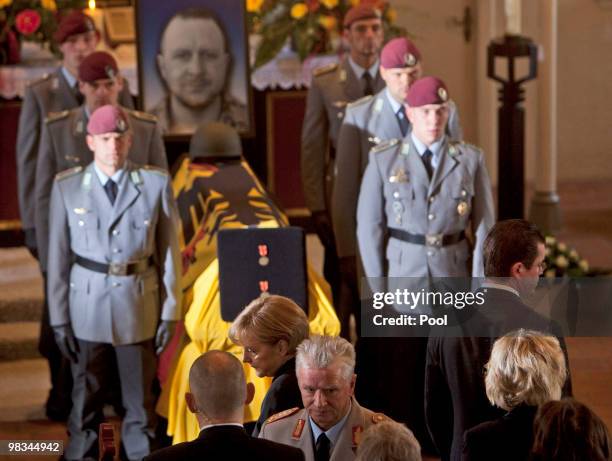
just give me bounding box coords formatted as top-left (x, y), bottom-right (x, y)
top-left (352, 425), bottom-right (363, 446)
top-left (404, 53), bottom-right (417, 67)
top-left (438, 87), bottom-right (448, 101)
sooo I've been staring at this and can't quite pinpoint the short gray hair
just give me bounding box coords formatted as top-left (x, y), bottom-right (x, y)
top-left (296, 335), bottom-right (355, 380)
top-left (356, 421), bottom-right (422, 461)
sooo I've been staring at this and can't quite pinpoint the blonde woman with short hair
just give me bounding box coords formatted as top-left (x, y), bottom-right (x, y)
top-left (461, 329), bottom-right (567, 461)
top-left (229, 294), bottom-right (309, 436)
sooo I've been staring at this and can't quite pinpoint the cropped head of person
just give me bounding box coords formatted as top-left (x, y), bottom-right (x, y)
top-left (295, 335), bottom-right (356, 431)
top-left (485, 329), bottom-right (567, 412)
top-left (356, 420), bottom-right (422, 461)
top-left (157, 7), bottom-right (230, 110)
top-left (78, 51), bottom-right (124, 113)
top-left (54, 10), bottom-right (100, 77)
top-left (483, 219), bottom-right (546, 296)
top-left (380, 37), bottom-right (423, 104)
top-left (405, 76), bottom-right (450, 146)
top-left (229, 294), bottom-right (309, 378)
top-left (531, 398), bottom-right (611, 461)
top-left (185, 350), bottom-right (255, 427)
top-left (343, 5), bottom-right (384, 67)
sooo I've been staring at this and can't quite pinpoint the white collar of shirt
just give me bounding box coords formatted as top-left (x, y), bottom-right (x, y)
top-left (200, 423), bottom-right (243, 432)
top-left (309, 401), bottom-right (352, 448)
top-left (385, 88), bottom-right (403, 115)
top-left (61, 66), bottom-right (78, 89)
top-left (482, 280), bottom-right (520, 298)
top-left (93, 163), bottom-right (125, 187)
top-left (410, 132), bottom-right (445, 169)
top-left (348, 56), bottom-right (379, 81)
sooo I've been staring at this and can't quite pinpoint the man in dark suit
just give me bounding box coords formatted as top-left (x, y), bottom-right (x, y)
top-left (144, 350), bottom-right (305, 461)
top-left (424, 219), bottom-right (572, 461)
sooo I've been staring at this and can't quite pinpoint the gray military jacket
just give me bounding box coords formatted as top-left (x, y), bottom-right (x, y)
top-left (259, 398), bottom-right (386, 461)
top-left (46, 162), bottom-right (181, 345)
top-left (35, 106), bottom-right (168, 270)
top-left (301, 57), bottom-right (384, 213)
top-left (16, 67), bottom-right (133, 230)
top-left (357, 136), bottom-right (494, 279)
top-left (333, 89), bottom-right (464, 259)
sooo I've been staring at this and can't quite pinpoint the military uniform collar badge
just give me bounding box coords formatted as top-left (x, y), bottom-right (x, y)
top-left (374, 98), bottom-right (384, 113)
top-left (82, 172), bottom-right (92, 189)
top-left (292, 419), bottom-right (305, 439)
top-left (401, 142), bottom-right (410, 155)
top-left (130, 170), bottom-right (142, 185)
top-left (352, 425), bottom-right (363, 447)
top-left (339, 69), bottom-right (347, 82)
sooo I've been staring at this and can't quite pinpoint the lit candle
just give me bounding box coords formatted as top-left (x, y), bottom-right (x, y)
top-left (505, 0), bottom-right (522, 35)
top-left (87, 0), bottom-right (105, 45)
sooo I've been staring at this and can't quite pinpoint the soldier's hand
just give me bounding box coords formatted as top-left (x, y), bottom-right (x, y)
top-left (23, 228), bottom-right (39, 260)
top-left (53, 324), bottom-right (79, 363)
top-left (155, 320), bottom-right (177, 355)
top-left (311, 211), bottom-right (335, 249)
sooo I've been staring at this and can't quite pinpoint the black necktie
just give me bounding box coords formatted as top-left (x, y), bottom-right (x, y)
top-left (422, 149), bottom-right (434, 180)
top-left (315, 433), bottom-right (330, 461)
top-left (104, 179), bottom-right (118, 205)
top-left (362, 72), bottom-right (374, 96)
top-left (396, 107), bottom-right (410, 137)
top-left (74, 83), bottom-right (84, 105)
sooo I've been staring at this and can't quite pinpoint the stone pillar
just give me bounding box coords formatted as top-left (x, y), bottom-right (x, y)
top-left (529, 0), bottom-right (562, 233)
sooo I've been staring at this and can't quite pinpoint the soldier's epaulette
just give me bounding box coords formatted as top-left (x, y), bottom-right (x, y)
top-left (372, 138), bottom-right (399, 153)
top-left (313, 62), bottom-right (338, 77)
top-left (265, 407), bottom-right (300, 425)
top-left (128, 109), bottom-right (158, 123)
top-left (55, 166), bottom-right (82, 181)
top-left (28, 73), bottom-right (52, 88)
top-left (371, 413), bottom-right (388, 424)
top-left (347, 95), bottom-right (373, 108)
top-left (142, 165), bottom-right (169, 176)
top-left (45, 110), bottom-right (69, 124)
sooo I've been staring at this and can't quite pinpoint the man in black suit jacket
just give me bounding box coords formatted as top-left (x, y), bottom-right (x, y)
top-left (144, 351), bottom-right (304, 461)
top-left (425, 219), bottom-right (572, 461)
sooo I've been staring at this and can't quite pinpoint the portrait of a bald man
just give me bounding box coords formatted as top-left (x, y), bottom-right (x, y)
top-left (151, 7), bottom-right (248, 135)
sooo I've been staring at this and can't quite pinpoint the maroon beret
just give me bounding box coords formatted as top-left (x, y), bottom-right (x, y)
top-left (406, 76), bottom-right (449, 107)
top-left (54, 10), bottom-right (97, 44)
top-left (343, 5), bottom-right (382, 28)
top-left (381, 37), bottom-right (421, 69)
top-left (78, 51), bottom-right (119, 83)
top-left (87, 105), bottom-right (129, 135)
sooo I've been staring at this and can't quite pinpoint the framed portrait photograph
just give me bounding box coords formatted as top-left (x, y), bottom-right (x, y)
top-left (135, 0), bottom-right (253, 139)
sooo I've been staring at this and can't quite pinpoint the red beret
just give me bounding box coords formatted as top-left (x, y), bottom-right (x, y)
top-left (87, 105), bottom-right (129, 135)
top-left (343, 5), bottom-right (382, 28)
top-left (381, 37), bottom-right (421, 69)
top-left (54, 10), bottom-right (97, 44)
top-left (406, 77), bottom-right (449, 107)
top-left (78, 51), bottom-right (119, 83)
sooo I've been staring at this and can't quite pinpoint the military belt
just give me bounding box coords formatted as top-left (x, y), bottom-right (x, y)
top-left (75, 255), bottom-right (153, 276)
top-left (388, 229), bottom-right (466, 248)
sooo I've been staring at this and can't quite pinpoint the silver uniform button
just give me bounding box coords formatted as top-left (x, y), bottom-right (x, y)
top-left (112, 282), bottom-right (121, 288)
top-left (144, 219), bottom-right (150, 226)
top-left (112, 248), bottom-right (121, 253)
top-left (112, 229), bottom-right (119, 236)
top-left (429, 195), bottom-right (436, 203)
top-left (427, 250), bottom-right (434, 256)
top-left (78, 220), bottom-right (84, 226)
top-left (428, 213), bottom-right (435, 221)
top-left (393, 191), bottom-right (400, 199)
top-left (461, 189), bottom-right (467, 197)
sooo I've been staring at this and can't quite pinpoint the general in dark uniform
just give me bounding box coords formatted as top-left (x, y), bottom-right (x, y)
top-left (47, 106), bottom-right (181, 460)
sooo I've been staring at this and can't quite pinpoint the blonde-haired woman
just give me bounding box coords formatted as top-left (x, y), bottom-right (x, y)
top-left (461, 329), bottom-right (567, 461)
top-left (229, 294), bottom-right (309, 436)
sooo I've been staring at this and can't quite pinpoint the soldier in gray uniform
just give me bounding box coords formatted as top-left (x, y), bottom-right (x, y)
top-left (17, 10), bottom-right (133, 258)
top-left (301, 4), bottom-right (385, 310)
top-left (15, 10), bottom-right (134, 421)
top-left (47, 105), bottom-right (181, 461)
top-left (355, 77), bottom-right (494, 454)
top-left (332, 37), bottom-right (463, 338)
top-left (35, 51), bottom-right (168, 272)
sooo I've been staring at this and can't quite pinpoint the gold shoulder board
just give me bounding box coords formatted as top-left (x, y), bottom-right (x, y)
top-left (55, 166), bottom-right (83, 181)
top-left (45, 110), bottom-right (70, 124)
top-left (129, 110), bottom-right (158, 123)
top-left (372, 138), bottom-right (399, 153)
top-left (265, 407), bottom-right (300, 425)
top-left (142, 165), bottom-right (169, 176)
top-left (348, 95), bottom-right (373, 108)
top-left (313, 62), bottom-right (338, 77)
top-left (371, 413), bottom-right (388, 424)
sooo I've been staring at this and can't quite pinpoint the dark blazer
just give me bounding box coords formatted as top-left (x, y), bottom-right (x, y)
top-left (253, 357), bottom-right (302, 437)
top-left (461, 405), bottom-right (538, 461)
top-left (425, 287), bottom-right (572, 461)
top-left (144, 425), bottom-right (305, 461)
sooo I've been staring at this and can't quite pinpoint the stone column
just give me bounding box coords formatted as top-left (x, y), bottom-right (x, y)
top-left (528, 0), bottom-right (561, 233)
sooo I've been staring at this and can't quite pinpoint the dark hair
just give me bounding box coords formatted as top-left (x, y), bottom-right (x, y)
top-left (531, 398), bottom-right (611, 461)
top-left (159, 7), bottom-right (229, 54)
top-left (483, 219), bottom-right (545, 277)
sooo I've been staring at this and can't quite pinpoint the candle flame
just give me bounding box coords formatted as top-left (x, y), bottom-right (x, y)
top-left (88, 0), bottom-right (96, 10)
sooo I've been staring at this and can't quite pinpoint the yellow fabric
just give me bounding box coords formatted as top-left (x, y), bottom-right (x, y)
top-left (165, 260), bottom-right (339, 443)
